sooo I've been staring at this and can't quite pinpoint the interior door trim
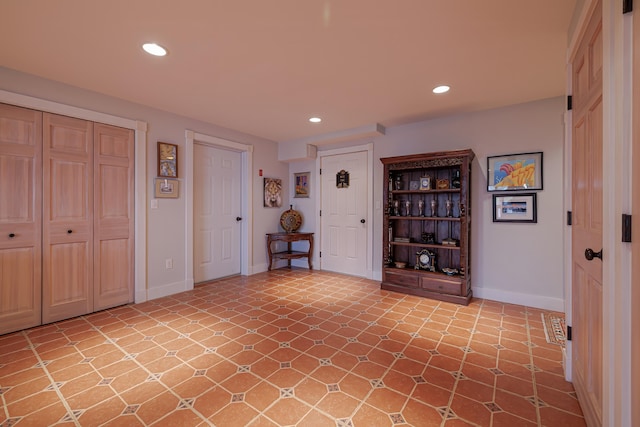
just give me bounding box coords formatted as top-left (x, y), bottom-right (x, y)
top-left (185, 130), bottom-right (253, 290)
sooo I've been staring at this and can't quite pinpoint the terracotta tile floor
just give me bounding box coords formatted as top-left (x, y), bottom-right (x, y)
top-left (0, 269), bottom-right (586, 426)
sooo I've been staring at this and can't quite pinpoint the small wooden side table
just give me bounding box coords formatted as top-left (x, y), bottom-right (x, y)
top-left (266, 232), bottom-right (314, 270)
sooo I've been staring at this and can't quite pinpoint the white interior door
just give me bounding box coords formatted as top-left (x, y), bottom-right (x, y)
top-left (320, 150), bottom-right (368, 276)
top-left (193, 143), bottom-right (242, 282)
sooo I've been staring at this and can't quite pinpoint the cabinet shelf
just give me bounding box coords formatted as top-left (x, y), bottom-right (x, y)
top-left (389, 216), bottom-right (461, 222)
top-left (381, 149), bottom-right (474, 305)
top-left (390, 241), bottom-right (460, 251)
top-left (391, 189), bottom-right (460, 195)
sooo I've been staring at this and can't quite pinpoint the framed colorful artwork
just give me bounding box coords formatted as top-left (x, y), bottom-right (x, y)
top-left (264, 178), bottom-right (283, 207)
top-left (158, 142), bottom-right (178, 178)
top-left (294, 172), bottom-right (310, 198)
top-left (487, 152), bottom-right (543, 192)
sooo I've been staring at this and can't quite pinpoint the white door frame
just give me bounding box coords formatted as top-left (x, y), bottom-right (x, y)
top-left (316, 142), bottom-right (374, 279)
top-left (0, 89), bottom-right (149, 303)
top-left (185, 130), bottom-right (253, 289)
top-left (564, 0), bottom-right (633, 424)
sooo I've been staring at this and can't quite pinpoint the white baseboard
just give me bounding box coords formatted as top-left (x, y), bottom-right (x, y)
top-left (473, 287), bottom-right (564, 311)
top-left (147, 280), bottom-right (189, 301)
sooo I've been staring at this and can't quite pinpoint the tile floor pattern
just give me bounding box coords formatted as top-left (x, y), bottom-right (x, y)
top-left (0, 269), bottom-right (586, 427)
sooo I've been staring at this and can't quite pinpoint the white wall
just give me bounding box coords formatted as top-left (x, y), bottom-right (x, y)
top-left (290, 97), bottom-right (565, 310)
top-left (0, 66), bottom-right (288, 298)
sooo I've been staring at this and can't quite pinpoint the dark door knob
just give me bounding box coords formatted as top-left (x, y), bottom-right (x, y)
top-left (67, 229), bottom-right (73, 234)
top-left (584, 248), bottom-right (602, 261)
top-left (360, 219), bottom-right (366, 224)
top-left (8, 233), bottom-right (15, 238)
top-left (236, 217), bottom-right (242, 222)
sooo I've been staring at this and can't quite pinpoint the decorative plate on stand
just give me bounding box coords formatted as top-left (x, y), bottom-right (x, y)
top-left (280, 205), bottom-right (302, 232)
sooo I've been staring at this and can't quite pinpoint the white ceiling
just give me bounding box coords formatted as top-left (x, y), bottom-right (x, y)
top-left (0, 0), bottom-right (577, 144)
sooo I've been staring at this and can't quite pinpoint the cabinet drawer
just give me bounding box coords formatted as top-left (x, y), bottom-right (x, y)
top-left (421, 276), bottom-right (461, 295)
top-left (385, 270), bottom-right (420, 288)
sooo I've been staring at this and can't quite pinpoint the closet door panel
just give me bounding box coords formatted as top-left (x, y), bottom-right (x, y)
top-left (93, 123), bottom-right (134, 311)
top-left (0, 104), bottom-right (42, 334)
top-left (43, 113), bottom-right (93, 324)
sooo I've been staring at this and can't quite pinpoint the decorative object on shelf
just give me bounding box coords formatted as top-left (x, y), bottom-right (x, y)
top-left (445, 200), bottom-right (453, 217)
top-left (418, 200), bottom-right (425, 217)
top-left (442, 268), bottom-right (459, 276)
top-left (421, 232), bottom-right (435, 244)
top-left (410, 180), bottom-right (420, 190)
top-left (394, 261), bottom-right (407, 269)
top-left (457, 202), bottom-right (463, 218)
top-left (393, 200), bottom-right (400, 216)
top-left (441, 237), bottom-right (459, 247)
top-left (336, 169), bottom-right (350, 188)
top-left (487, 151), bottom-right (543, 191)
top-left (294, 172), bottom-right (310, 198)
top-left (154, 178), bottom-right (179, 198)
top-left (394, 174), bottom-right (402, 190)
top-left (430, 199), bottom-right (437, 217)
top-left (419, 176), bottom-right (431, 190)
top-left (436, 179), bottom-right (450, 190)
top-left (493, 193), bottom-right (537, 223)
top-left (452, 169), bottom-right (461, 189)
top-left (280, 205), bottom-right (303, 232)
top-left (394, 237), bottom-right (411, 243)
top-left (264, 178), bottom-right (283, 207)
top-left (415, 248), bottom-right (436, 272)
top-left (404, 200), bottom-right (411, 216)
top-left (158, 142), bottom-right (178, 178)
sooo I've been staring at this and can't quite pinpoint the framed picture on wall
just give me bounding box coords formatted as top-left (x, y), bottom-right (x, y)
top-left (154, 178), bottom-right (179, 198)
top-left (158, 142), bottom-right (178, 178)
top-left (492, 193), bottom-right (537, 223)
top-left (264, 178), bottom-right (283, 207)
top-left (487, 151), bottom-right (543, 192)
top-left (294, 172), bottom-right (310, 198)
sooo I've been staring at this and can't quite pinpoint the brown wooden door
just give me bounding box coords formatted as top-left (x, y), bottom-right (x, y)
top-left (93, 123), bottom-right (134, 311)
top-left (42, 113), bottom-right (94, 324)
top-left (0, 103), bottom-right (42, 334)
top-left (632, 5), bottom-right (640, 426)
top-left (571, 2), bottom-right (603, 425)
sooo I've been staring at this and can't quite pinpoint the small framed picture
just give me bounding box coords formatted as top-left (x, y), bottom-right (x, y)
top-left (419, 176), bottom-right (431, 190)
top-left (294, 172), bottom-right (310, 198)
top-left (487, 151), bottom-right (543, 191)
top-left (158, 142), bottom-right (178, 178)
top-left (493, 193), bottom-right (537, 223)
top-left (154, 178), bottom-right (179, 198)
top-left (409, 180), bottom-right (420, 191)
top-left (264, 178), bottom-right (283, 207)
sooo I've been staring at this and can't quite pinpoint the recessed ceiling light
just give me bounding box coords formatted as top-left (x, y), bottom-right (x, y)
top-left (433, 85), bottom-right (450, 94)
top-left (142, 43), bottom-right (167, 57)
top-left (309, 117), bottom-right (322, 123)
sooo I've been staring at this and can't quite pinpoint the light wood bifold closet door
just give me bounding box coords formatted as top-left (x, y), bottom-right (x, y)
top-left (0, 104), bottom-right (134, 334)
top-left (42, 113), bottom-right (94, 323)
top-left (93, 123), bottom-right (134, 311)
top-left (0, 104), bottom-right (43, 334)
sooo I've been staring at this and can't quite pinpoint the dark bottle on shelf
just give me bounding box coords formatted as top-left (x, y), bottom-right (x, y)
top-left (452, 169), bottom-right (461, 189)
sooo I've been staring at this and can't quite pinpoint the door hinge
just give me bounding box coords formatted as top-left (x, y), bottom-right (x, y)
top-left (566, 325), bottom-right (572, 341)
top-left (319, 168), bottom-right (322, 175)
top-left (567, 211), bottom-right (572, 226)
top-left (567, 95), bottom-right (572, 111)
top-left (319, 251), bottom-right (322, 258)
top-left (623, 0), bottom-right (633, 14)
top-left (319, 210), bottom-right (322, 217)
top-left (622, 214), bottom-right (632, 242)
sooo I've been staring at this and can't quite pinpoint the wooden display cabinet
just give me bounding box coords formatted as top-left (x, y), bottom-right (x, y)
top-left (380, 149), bottom-right (474, 305)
